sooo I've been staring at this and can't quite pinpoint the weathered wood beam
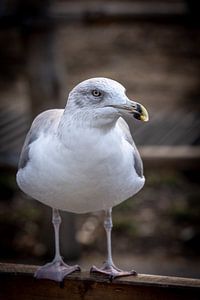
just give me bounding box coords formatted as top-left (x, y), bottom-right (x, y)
top-left (0, 263), bottom-right (200, 300)
top-left (0, 1), bottom-right (189, 27)
top-left (139, 146), bottom-right (200, 170)
top-left (50, 1), bottom-right (188, 23)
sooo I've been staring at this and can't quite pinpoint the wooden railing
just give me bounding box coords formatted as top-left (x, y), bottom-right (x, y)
top-left (0, 263), bottom-right (200, 300)
top-left (139, 146), bottom-right (200, 170)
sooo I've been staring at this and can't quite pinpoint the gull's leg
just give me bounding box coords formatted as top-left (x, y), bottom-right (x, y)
top-left (90, 208), bottom-right (136, 279)
top-left (35, 208), bottom-right (80, 282)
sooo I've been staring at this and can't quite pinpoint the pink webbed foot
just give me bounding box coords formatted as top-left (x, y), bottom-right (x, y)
top-left (90, 261), bottom-right (137, 280)
top-left (35, 258), bottom-right (81, 282)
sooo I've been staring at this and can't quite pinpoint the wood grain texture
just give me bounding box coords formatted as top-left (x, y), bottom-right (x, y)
top-left (0, 263), bottom-right (200, 300)
top-left (139, 146), bottom-right (200, 169)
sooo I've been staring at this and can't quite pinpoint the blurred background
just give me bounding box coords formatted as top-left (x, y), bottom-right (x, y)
top-left (0, 0), bottom-right (200, 279)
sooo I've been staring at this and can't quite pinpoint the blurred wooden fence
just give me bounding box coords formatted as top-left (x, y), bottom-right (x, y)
top-left (0, 1), bottom-right (194, 26)
top-left (0, 0), bottom-right (199, 169)
top-left (0, 263), bottom-right (200, 300)
top-left (0, 0), bottom-right (200, 278)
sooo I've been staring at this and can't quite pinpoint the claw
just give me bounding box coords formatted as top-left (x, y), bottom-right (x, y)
top-left (35, 258), bottom-right (81, 282)
top-left (90, 262), bottom-right (137, 280)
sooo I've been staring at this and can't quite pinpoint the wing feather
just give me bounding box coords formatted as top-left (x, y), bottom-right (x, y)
top-left (117, 117), bottom-right (143, 178)
top-left (18, 109), bottom-right (63, 169)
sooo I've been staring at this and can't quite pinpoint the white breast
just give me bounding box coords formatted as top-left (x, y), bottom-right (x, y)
top-left (17, 126), bottom-right (144, 213)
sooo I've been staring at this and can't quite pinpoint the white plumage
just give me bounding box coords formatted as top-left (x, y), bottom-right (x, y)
top-left (16, 77), bottom-right (148, 281)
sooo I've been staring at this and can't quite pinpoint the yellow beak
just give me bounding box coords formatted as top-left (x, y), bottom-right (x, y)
top-left (112, 99), bottom-right (149, 122)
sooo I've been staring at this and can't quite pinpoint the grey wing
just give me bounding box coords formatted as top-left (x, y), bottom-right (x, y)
top-left (117, 117), bottom-right (143, 178)
top-left (18, 109), bottom-right (63, 170)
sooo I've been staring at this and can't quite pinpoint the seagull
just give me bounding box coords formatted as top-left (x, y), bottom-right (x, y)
top-left (16, 77), bottom-right (149, 282)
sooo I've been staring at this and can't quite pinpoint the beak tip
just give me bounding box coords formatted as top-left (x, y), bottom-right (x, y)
top-left (141, 114), bottom-right (149, 122)
top-left (138, 104), bottom-right (149, 122)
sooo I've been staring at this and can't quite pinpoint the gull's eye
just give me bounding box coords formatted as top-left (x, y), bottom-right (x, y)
top-left (92, 89), bottom-right (102, 97)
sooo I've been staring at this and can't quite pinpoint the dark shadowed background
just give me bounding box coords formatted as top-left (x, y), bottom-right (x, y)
top-left (0, 0), bottom-right (200, 279)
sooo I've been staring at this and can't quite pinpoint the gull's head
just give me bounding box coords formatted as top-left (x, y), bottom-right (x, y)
top-left (67, 77), bottom-right (149, 122)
